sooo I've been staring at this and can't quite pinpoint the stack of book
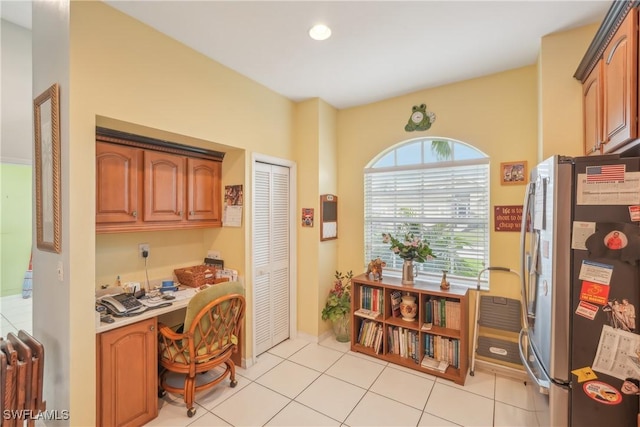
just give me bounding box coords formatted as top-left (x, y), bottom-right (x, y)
top-left (420, 355), bottom-right (449, 373)
top-left (354, 308), bottom-right (381, 320)
top-left (360, 286), bottom-right (384, 314)
top-left (387, 326), bottom-right (419, 362)
top-left (424, 297), bottom-right (461, 329)
top-left (357, 319), bottom-right (383, 353)
top-left (423, 335), bottom-right (459, 368)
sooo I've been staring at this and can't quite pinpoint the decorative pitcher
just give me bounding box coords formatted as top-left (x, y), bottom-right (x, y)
top-left (399, 294), bottom-right (418, 321)
top-left (402, 259), bottom-right (418, 285)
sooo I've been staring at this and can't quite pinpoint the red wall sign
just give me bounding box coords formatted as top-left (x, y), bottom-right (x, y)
top-left (494, 205), bottom-right (524, 232)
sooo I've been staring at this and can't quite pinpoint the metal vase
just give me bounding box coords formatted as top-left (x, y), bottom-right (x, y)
top-left (401, 259), bottom-right (418, 285)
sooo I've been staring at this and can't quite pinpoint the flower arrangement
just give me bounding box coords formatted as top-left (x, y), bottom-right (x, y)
top-left (382, 232), bottom-right (435, 263)
top-left (321, 270), bottom-right (353, 322)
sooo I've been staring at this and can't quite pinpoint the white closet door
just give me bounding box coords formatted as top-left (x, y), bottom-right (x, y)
top-left (253, 162), bottom-right (290, 355)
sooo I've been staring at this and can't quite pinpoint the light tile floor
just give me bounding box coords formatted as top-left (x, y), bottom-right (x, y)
top-left (0, 293), bottom-right (33, 337)
top-left (149, 337), bottom-right (547, 427)
top-left (0, 294), bottom-right (547, 426)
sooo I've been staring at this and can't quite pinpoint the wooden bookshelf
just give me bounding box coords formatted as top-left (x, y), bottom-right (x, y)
top-left (351, 273), bottom-right (469, 385)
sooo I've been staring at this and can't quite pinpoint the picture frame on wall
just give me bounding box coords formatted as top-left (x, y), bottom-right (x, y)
top-left (320, 194), bottom-right (338, 241)
top-left (34, 83), bottom-right (61, 253)
top-left (500, 161), bottom-right (527, 186)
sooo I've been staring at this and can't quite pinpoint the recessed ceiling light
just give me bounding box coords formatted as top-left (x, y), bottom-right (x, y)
top-left (309, 24), bottom-right (332, 41)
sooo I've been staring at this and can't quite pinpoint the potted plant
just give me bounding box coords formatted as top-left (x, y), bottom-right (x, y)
top-left (321, 270), bottom-right (353, 342)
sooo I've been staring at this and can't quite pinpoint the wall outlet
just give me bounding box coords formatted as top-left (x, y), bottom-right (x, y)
top-left (207, 250), bottom-right (221, 259)
top-left (139, 243), bottom-right (150, 258)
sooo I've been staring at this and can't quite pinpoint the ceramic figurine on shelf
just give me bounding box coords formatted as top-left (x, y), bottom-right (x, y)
top-left (440, 270), bottom-right (450, 290)
top-left (366, 258), bottom-right (386, 280)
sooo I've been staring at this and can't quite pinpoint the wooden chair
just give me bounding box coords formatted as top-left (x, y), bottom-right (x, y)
top-left (157, 281), bottom-right (245, 417)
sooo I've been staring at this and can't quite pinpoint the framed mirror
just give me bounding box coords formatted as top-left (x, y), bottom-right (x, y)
top-left (320, 194), bottom-right (338, 241)
top-left (34, 83), bottom-right (61, 253)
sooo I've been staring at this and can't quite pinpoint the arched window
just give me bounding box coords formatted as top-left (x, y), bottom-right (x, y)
top-left (364, 137), bottom-right (490, 287)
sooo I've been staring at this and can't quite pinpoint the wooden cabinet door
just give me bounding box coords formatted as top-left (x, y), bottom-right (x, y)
top-left (96, 143), bottom-right (141, 224)
top-left (144, 151), bottom-right (185, 222)
top-left (187, 158), bottom-right (221, 222)
top-left (98, 318), bottom-right (157, 427)
top-left (603, 10), bottom-right (638, 153)
top-left (583, 61), bottom-right (604, 156)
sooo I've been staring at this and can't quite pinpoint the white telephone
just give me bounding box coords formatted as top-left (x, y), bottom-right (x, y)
top-left (100, 293), bottom-right (144, 315)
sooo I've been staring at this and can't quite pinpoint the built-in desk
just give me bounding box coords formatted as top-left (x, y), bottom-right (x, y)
top-left (95, 287), bottom-right (198, 334)
top-left (95, 287), bottom-right (242, 426)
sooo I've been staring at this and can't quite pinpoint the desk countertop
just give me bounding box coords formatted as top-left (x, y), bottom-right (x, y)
top-left (96, 287), bottom-right (198, 334)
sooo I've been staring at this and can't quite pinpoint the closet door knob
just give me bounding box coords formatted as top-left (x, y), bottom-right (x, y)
top-left (131, 211), bottom-right (137, 218)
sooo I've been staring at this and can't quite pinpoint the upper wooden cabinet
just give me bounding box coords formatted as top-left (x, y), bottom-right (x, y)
top-left (96, 128), bottom-right (224, 233)
top-left (602, 9), bottom-right (638, 153)
top-left (576, 3), bottom-right (639, 155)
top-left (583, 60), bottom-right (604, 155)
top-left (143, 151), bottom-right (185, 222)
top-left (96, 142), bottom-right (142, 224)
top-left (187, 158), bottom-right (222, 222)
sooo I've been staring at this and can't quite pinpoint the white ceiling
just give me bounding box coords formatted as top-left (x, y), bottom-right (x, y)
top-left (3, 1), bottom-right (611, 109)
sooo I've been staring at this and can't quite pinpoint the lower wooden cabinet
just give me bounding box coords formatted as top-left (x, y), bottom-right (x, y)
top-left (97, 318), bottom-right (158, 427)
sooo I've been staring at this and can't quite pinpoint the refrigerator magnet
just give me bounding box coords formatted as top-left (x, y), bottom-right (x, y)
top-left (578, 260), bottom-right (613, 286)
top-left (621, 378), bottom-right (640, 395)
top-left (576, 300), bottom-right (599, 320)
top-left (579, 281), bottom-right (610, 306)
top-left (583, 381), bottom-right (622, 405)
top-left (571, 366), bottom-right (597, 383)
top-left (629, 206), bottom-right (640, 222)
top-left (571, 221), bottom-right (596, 250)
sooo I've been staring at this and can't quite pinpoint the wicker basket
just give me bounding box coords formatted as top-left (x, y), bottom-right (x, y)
top-left (174, 265), bottom-right (218, 288)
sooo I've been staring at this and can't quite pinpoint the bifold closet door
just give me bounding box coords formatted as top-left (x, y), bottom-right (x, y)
top-left (253, 162), bottom-right (290, 355)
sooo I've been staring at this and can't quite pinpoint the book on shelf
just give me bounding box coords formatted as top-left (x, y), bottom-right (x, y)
top-left (360, 286), bottom-right (384, 313)
top-left (421, 322), bottom-right (432, 331)
top-left (424, 297), bottom-right (461, 329)
top-left (390, 290), bottom-right (402, 318)
top-left (421, 356), bottom-right (449, 373)
top-left (354, 308), bottom-right (381, 320)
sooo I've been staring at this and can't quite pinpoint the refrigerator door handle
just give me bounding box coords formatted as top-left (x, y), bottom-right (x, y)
top-left (528, 232), bottom-right (540, 320)
top-left (520, 181), bottom-right (535, 327)
top-left (518, 328), bottom-right (550, 394)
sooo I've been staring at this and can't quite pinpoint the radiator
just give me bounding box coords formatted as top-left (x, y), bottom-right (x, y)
top-left (0, 330), bottom-right (45, 427)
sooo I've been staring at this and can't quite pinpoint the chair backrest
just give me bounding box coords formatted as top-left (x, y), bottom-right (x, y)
top-left (183, 281), bottom-right (245, 361)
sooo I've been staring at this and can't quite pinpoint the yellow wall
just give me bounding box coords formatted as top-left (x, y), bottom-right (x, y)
top-left (539, 23), bottom-right (600, 160)
top-left (293, 98), bottom-right (340, 337)
top-left (294, 99), bottom-right (322, 335)
top-left (337, 66), bottom-right (538, 300)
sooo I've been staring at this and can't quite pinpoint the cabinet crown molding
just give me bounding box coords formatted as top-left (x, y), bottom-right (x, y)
top-left (575, 0), bottom-right (638, 82)
top-left (96, 127), bottom-right (225, 162)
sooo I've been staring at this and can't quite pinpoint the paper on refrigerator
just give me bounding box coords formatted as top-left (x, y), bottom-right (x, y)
top-left (592, 325), bottom-right (640, 380)
top-left (576, 172), bottom-right (640, 205)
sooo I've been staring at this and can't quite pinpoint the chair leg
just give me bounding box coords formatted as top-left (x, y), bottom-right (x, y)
top-left (227, 361), bottom-right (237, 387)
top-left (184, 375), bottom-right (197, 417)
top-left (158, 368), bottom-right (167, 398)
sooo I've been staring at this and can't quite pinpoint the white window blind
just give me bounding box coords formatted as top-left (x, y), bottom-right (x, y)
top-left (364, 139), bottom-right (490, 287)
